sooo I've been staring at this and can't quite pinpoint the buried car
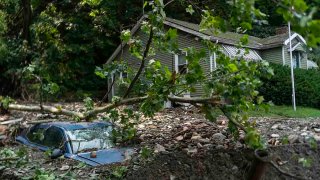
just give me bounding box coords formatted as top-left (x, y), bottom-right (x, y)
top-left (16, 121), bottom-right (133, 166)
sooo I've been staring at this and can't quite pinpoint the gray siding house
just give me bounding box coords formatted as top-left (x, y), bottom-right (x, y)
top-left (106, 16), bottom-right (312, 100)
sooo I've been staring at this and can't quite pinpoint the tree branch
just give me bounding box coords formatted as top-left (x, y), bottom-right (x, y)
top-left (123, 28), bottom-right (154, 98)
top-left (8, 104), bottom-right (85, 119)
top-left (85, 96), bottom-right (148, 118)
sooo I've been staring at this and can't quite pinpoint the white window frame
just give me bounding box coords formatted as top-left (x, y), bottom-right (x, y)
top-left (174, 51), bottom-right (190, 98)
top-left (210, 52), bottom-right (217, 72)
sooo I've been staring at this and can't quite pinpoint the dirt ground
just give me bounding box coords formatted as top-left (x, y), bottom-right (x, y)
top-left (0, 105), bottom-right (320, 179)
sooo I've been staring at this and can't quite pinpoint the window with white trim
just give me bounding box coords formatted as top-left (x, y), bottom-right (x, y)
top-left (210, 52), bottom-right (217, 72)
top-left (175, 52), bottom-right (188, 74)
top-left (292, 51), bottom-right (302, 68)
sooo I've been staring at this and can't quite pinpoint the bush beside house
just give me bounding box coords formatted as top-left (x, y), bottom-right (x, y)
top-left (259, 63), bottom-right (320, 108)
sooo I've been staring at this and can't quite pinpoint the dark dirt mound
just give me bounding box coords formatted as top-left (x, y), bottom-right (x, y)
top-left (126, 144), bottom-right (319, 180)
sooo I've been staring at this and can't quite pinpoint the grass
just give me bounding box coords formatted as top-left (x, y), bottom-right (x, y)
top-left (249, 105), bottom-right (320, 118)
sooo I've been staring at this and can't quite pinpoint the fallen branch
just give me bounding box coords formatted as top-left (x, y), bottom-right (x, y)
top-left (0, 157), bottom-right (20, 161)
top-left (8, 104), bottom-right (85, 119)
top-left (7, 95), bottom-right (225, 120)
top-left (0, 118), bottom-right (24, 125)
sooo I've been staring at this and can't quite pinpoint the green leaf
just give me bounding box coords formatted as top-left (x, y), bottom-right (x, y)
top-left (186, 5), bottom-right (195, 15)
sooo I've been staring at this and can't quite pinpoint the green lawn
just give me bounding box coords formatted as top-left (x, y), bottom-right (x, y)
top-left (249, 106), bottom-right (320, 118)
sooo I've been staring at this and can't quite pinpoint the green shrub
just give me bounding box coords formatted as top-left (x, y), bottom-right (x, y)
top-left (260, 63), bottom-right (320, 108)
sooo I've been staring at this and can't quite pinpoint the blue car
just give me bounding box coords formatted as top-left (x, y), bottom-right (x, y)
top-left (16, 121), bottom-right (132, 166)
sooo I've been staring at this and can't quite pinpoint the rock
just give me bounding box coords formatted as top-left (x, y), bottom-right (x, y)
top-left (175, 135), bottom-right (184, 141)
top-left (216, 145), bottom-right (224, 149)
top-left (301, 132), bottom-right (308, 136)
top-left (271, 124), bottom-right (279, 129)
top-left (182, 126), bottom-right (189, 131)
top-left (187, 147), bottom-right (198, 154)
top-left (198, 138), bottom-right (210, 143)
top-left (231, 166), bottom-right (239, 172)
top-left (302, 126), bottom-right (308, 131)
top-left (314, 128), bottom-right (320, 133)
top-left (278, 125), bottom-right (285, 130)
top-left (212, 133), bottom-right (226, 144)
top-left (288, 134), bottom-right (299, 144)
top-left (191, 135), bottom-right (202, 140)
top-left (270, 134), bottom-right (280, 138)
top-left (235, 142), bottom-right (243, 148)
top-left (170, 175), bottom-right (176, 180)
top-left (313, 135), bottom-right (320, 141)
top-left (148, 125), bottom-right (158, 129)
top-left (154, 144), bottom-right (166, 153)
top-left (59, 165), bottom-right (69, 171)
top-left (138, 124), bottom-right (145, 129)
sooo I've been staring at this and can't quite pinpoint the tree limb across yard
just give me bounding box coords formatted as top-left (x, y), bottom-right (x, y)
top-left (6, 95), bottom-right (224, 120)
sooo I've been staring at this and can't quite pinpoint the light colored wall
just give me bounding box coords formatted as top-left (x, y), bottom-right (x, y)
top-left (260, 47), bottom-right (283, 65)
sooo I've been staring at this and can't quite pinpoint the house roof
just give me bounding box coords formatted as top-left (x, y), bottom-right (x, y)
top-left (107, 15), bottom-right (307, 63)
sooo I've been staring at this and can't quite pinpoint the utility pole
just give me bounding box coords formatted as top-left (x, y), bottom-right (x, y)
top-left (288, 21), bottom-right (296, 111)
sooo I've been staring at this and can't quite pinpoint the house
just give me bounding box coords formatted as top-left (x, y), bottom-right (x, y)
top-left (106, 16), bottom-right (312, 100)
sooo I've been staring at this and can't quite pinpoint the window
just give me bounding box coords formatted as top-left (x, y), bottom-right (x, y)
top-left (292, 51), bottom-right (301, 68)
top-left (210, 52), bottom-right (217, 72)
top-left (43, 127), bottom-right (64, 149)
top-left (27, 126), bottom-right (45, 145)
top-left (175, 52), bottom-right (187, 74)
top-left (26, 126), bottom-right (64, 149)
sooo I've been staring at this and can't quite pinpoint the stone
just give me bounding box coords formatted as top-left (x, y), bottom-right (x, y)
top-left (288, 134), bottom-right (299, 144)
top-left (302, 126), bottom-right (308, 131)
top-left (271, 124), bottom-right (279, 129)
top-left (313, 135), bottom-right (320, 141)
top-left (216, 145), bottom-right (224, 149)
top-left (184, 147), bottom-right (198, 154)
top-left (138, 124), bottom-right (145, 129)
top-left (235, 142), bottom-right (243, 148)
top-left (270, 134), bottom-right (280, 138)
top-left (314, 128), bottom-right (320, 133)
top-left (176, 135), bottom-right (184, 141)
top-left (198, 138), bottom-right (210, 143)
top-left (154, 144), bottom-right (166, 153)
top-left (191, 135), bottom-right (202, 140)
top-left (212, 133), bottom-right (226, 144)
top-left (59, 165), bottom-right (69, 171)
top-left (278, 125), bottom-right (285, 130)
top-left (301, 132), bottom-right (308, 136)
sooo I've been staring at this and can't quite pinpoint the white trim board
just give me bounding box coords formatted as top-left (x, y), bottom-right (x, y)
top-left (284, 33), bottom-right (307, 45)
top-left (282, 46), bottom-right (285, 65)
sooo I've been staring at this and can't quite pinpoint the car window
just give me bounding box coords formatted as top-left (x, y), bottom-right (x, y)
top-left (26, 126), bottom-right (64, 149)
top-left (43, 127), bottom-right (64, 149)
top-left (26, 126), bottom-right (46, 145)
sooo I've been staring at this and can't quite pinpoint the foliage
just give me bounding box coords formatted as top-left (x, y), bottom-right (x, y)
top-left (108, 108), bottom-right (139, 142)
top-left (248, 105), bottom-right (320, 118)
top-left (108, 166), bottom-right (128, 179)
top-left (260, 63), bottom-right (320, 108)
top-left (0, 96), bottom-right (14, 109)
top-left (32, 168), bottom-right (56, 180)
top-left (298, 157), bottom-right (312, 168)
top-left (140, 146), bottom-right (153, 160)
top-left (83, 97), bottom-right (94, 111)
top-left (0, 147), bottom-right (29, 168)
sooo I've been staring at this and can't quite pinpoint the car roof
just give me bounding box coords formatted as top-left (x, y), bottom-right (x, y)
top-left (36, 121), bottom-right (112, 131)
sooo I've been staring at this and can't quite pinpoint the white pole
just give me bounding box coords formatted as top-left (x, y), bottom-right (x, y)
top-left (288, 21), bottom-right (296, 111)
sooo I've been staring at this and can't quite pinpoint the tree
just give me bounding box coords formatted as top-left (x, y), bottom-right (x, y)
top-left (2, 0), bottom-right (320, 150)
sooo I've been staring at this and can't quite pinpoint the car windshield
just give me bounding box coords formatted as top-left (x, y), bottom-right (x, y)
top-left (66, 125), bottom-right (114, 154)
